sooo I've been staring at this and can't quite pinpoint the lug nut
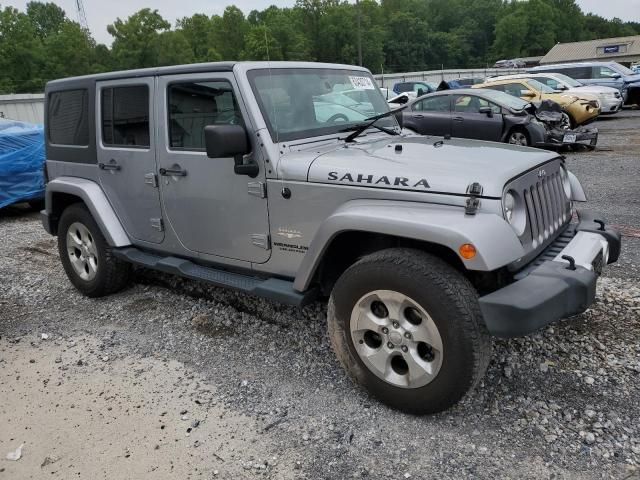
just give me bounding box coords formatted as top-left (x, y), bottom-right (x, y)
top-left (404, 332), bottom-right (412, 339)
top-left (392, 321), bottom-right (400, 329)
top-left (401, 345), bottom-right (408, 353)
top-left (387, 342), bottom-right (395, 349)
top-left (382, 327), bottom-right (389, 334)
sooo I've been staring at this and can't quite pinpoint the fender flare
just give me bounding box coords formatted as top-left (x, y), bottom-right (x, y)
top-left (293, 199), bottom-right (525, 291)
top-left (568, 171), bottom-right (587, 202)
top-left (46, 177), bottom-right (131, 247)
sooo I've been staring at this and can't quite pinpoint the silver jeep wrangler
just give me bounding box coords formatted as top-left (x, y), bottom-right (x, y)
top-left (42, 62), bottom-right (621, 414)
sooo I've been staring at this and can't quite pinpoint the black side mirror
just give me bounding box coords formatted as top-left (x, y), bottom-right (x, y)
top-left (478, 106), bottom-right (493, 117)
top-left (204, 124), bottom-right (258, 177)
top-left (417, 88), bottom-right (425, 97)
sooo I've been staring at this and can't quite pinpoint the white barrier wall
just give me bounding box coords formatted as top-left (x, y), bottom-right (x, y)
top-left (0, 94), bottom-right (45, 124)
top-left (373, 68), bottom-right (525, 87)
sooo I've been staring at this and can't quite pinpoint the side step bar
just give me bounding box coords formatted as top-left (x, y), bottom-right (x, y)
top-left (113, 247), bottom-right (316, 307)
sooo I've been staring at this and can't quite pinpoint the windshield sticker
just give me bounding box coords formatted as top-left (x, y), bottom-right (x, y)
top-left (349, 76), bottom-right (376, 90)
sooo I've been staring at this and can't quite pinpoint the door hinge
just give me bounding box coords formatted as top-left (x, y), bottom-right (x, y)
top-left (144, 172), bottom-right (158, 188)
top-left (150, 218), bottom-right (164, 232)
top-left (248, 181), bottom-right (266, 198)
top-left (251, 233), bottom-right (270, 250)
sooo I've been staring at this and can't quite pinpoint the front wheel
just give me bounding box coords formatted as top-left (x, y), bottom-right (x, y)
top-left (328, 248), bottom-right (491, 414)
top-left (507, 128), bottom-right (530, 147)
top-left (58, 203), bottom-right (131, 297)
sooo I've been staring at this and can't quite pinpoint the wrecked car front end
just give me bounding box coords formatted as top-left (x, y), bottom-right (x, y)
top-left (528, 100), bottom-right (598, 150)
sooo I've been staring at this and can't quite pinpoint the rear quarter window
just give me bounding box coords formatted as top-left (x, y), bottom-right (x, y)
top-left (47, 89), bottom-right (89, 146)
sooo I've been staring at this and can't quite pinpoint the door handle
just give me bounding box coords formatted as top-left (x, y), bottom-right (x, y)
top-left (453, 116), bottom-right (464, 122)
top-left (414, 114), bottom-right (425, 118)
top-left (159, 166), bottom-right (187, 177)
top-left (98, 161), bottom-right (121, 171)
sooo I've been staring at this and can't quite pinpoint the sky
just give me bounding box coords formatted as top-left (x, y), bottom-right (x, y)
top-left (4, 0), bottom-right (640, 45)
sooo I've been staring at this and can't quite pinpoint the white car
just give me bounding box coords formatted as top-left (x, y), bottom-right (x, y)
top-left (488, 72), bottom-right (623, 114)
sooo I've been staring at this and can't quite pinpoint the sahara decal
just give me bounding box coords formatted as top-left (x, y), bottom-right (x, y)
top-left (327, 171), bottom-right (430, 189)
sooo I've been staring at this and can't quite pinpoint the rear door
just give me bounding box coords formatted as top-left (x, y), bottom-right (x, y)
top-left (96, 78), bottom-right (164, 244)
top-left (451, 94), bottom-right (503, 141)
top-left (405, 95), bottom-right (451, 136)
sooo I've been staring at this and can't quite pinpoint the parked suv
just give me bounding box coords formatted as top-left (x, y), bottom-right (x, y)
top-left (42, 62), bottom-right (621, 414)
top-left (529, 61), bottom-right (640, 106)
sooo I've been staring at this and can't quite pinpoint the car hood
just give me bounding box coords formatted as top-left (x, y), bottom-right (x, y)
top-left (570, 85), bottom-right (619, 95)
top-left (281, 134), bottom-right (558, 198)
top-left (624, 73), bottom-right (640, 83)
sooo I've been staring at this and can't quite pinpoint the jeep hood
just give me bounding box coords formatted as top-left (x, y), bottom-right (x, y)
top-left (286, 135), bottom-right (558, 198)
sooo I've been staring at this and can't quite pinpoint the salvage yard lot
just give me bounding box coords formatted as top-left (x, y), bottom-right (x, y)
top-left (1, 111), bottom-right (639, 479)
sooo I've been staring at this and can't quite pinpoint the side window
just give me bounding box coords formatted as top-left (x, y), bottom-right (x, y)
top-left (483, 84), bottom-right (505, 93)
top-left (593, 66), bottom-right (618, 79)
top-left (47, 89), bottom-right (89, 146)
top-left (101, 85), bottom-right (149, 148)
top-left (502, 83), bottom-right (527, 97)
top-left (168, 81), bottom-right (243, 150)
top-left (454, 96), bottom-right (500, 114)
top-left (564, 67), bottom-right (590, 79)
top-left (539, 77), bottom-right (559, 89)
top-left (414, 96), bottom-right (450, 112)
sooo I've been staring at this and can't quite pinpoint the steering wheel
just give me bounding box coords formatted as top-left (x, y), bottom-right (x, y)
top-left (327, 113), bottom-right (349, 123)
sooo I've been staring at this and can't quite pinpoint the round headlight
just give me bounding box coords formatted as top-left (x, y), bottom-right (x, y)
top-left (560, 166), bottom-right (572, 198)
top-left (503, 190), bottom-right (526, 236)
top-left (503, 191), bottom-right (515, 223)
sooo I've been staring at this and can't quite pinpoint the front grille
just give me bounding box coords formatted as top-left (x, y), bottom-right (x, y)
top-left (505, 159), bottom-right (572, 257)
top-left (522, 170), bottom-right (570, 249)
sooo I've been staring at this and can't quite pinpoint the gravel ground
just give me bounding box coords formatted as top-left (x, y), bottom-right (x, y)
top-left (1, 111), bottom-right (639, 479)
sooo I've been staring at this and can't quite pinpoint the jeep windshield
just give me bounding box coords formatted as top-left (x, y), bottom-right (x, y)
top-left (248, 68), bottom-right (397, 142)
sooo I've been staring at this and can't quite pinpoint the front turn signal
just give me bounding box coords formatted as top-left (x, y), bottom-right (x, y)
top-left (459, 243), bottom-right (477, 260)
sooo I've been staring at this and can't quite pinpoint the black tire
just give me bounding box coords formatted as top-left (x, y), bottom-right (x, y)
top-left (328, 248), bottom-right (491, 414)
top-left (507, 128), bottom-right (530, 147)
top-left (58, 203), bottom-right (131, 297)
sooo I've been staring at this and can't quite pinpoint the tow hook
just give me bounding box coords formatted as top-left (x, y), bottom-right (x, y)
top-left (561, 255), bottom-right (577, 270)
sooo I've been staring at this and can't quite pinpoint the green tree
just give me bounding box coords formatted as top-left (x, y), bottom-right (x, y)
top-left (26, 1), bottom-right (66, 39)
top-left (0, 6), bottom-right (44, 92)
top-left (107, 9), bottom-right (170, 69)
top-left (41, 21), bottom-right (95, 81)
top-left (153, 30), bottom-right (195, 66)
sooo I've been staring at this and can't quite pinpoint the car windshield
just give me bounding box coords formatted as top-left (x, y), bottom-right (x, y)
top-left (476, 89), bottom-right (529, 110)
top-left (528, 79), bottom-right (555, 93)
top-left (551, 73), bottom-right (582, 87)
top-left (248, 68), bottom-right (396, 142)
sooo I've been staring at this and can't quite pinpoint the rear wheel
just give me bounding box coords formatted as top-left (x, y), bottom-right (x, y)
top-left (328, 248), bottom-right (491, 414)
top-left (58, 203), bottom-right (130, 297)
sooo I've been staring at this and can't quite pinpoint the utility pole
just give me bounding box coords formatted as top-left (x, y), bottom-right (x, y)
top-left (356, 0), bottom-right (363, 66)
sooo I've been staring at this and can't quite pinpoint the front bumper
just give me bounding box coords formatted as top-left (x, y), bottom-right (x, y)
top-left (536, 127), bottom-right (598, 149)
top-left (478, 210), bottom-right (621, 338)
top-left (600, 97), bottom-right (623, 114)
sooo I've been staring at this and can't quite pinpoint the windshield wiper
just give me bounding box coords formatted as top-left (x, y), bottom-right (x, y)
top-left (340, 106), bottom-right (407, 142)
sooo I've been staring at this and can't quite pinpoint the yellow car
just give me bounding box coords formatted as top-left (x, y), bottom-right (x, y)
top-left (473, 78), bottom-right (600, 127)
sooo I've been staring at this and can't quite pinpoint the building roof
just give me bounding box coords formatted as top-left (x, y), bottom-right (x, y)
top-left (540, 35), bottom-right (640, 64)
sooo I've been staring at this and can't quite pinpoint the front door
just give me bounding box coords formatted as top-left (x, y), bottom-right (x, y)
top-left (156, 73), bottom-right (270, 263)
top-left (451, 94), bottom-right (503, 141)
top-left (96, 78), bottom-right (164, 243)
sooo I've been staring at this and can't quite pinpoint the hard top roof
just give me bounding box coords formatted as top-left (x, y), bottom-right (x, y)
top-left (45, 61), bottom-right (370, 88)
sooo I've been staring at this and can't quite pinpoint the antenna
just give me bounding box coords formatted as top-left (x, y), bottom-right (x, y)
top-left (76, 0), bottom-right (89, 30)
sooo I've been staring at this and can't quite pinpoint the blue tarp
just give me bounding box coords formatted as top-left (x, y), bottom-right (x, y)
top-left (0, 119), bottom-right (45, 209)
